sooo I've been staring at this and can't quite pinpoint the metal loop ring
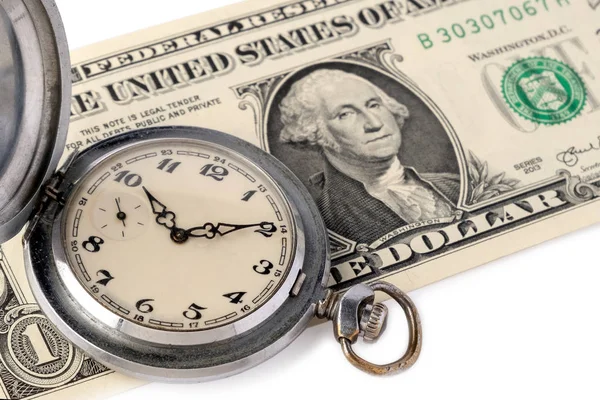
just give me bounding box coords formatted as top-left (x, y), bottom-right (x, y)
top-left (339, 282), bottom-right (422, 375)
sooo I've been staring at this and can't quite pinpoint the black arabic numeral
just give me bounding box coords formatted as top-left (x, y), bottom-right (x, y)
top-left (83, 236), bottom-right (104, 253)
top-left (183, 303), bottom-right (207, 320)
top-left (223, 292), bottom-right (246, 304)
top-left (96, 270), bottom-right (114, 286)
top-left (157, 158), bottom-right (181, 173)
top-left (240, 304), bottom-right (251, 313)
top-left (114, 170), bottom-right (143, 187)
top-left (200, 164), bottom-right (229, 181)
top-left (136, 299), bottom-right (154, 314)
top-left (257, 223), bottom-right (277, 238)
top-left (253, 260), bottom-right (274, 276)
top-left (241, 191), bottom-right (257, 202)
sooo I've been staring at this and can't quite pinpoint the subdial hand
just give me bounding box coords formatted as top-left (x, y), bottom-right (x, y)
top-left (115, 198), bottom-right (127, 227)
top-left (185, 222), bottom-right (277, 240)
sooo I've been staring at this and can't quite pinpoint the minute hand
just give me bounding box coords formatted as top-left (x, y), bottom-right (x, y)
top-left (185, 222), bottom-right (277, 239)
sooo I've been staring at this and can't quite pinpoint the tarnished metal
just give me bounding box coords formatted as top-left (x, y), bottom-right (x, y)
top-left (290, 271), bottom-right (307, 297)
top-left (316, 289), bottom-right (336, 320)
top-left (319, 281), bottom-right (422, 375)
top-left (360, 302), bottom-right (388, 342)
top-left (333, 284), bottom-right (375, 343)
top-left (23, 150), bottom-right (78, 243)
top-left (0, 0), bottom-right (71, 243)
top-left (25, 126), bottom-right (331, 382)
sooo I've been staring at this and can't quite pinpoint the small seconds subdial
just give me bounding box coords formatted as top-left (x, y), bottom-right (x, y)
top-left (91, 192), bottom-right (149, 241)
top-left (62, 140), bottom-right (297, 332)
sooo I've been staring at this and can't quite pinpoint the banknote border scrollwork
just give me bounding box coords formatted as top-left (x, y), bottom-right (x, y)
top-left (3, 308), bottom-right (85, 389)
top-left (559, 169), bottom-right (600, 203)
top-left (236, 76), bottom-right (286, 150)
top-left (0, 247), bottom-right (113, 400)
top-left (328, 229), bottom-right (357, 260)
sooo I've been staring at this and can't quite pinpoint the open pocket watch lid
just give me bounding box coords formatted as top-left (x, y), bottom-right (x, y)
top-left (0, 0), bottom-right (71, 243)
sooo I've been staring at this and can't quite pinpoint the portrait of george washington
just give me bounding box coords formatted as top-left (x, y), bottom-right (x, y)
top-left (270, 67), bottom-right (461, 246)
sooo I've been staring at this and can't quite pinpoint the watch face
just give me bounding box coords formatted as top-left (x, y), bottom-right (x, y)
top-left (62, 139), bottom-right (297, 332)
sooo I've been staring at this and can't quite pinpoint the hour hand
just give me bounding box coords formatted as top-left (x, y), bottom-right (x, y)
top-left (142, 186), bottom-right (177, 230)
top-left (186, 222), bottom-right (277, 239)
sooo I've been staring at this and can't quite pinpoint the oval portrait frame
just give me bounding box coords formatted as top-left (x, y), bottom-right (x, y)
top-left (262, 59), bottom-right (468, 222)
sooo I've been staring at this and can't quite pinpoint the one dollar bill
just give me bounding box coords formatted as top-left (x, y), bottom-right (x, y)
top-left (1, 0), bottom-right (600, 398)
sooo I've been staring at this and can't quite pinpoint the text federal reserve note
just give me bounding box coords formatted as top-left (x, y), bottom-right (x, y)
top-left (1, 0), bottom-right (600, 398)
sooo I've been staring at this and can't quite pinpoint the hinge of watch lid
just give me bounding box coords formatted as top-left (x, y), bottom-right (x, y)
top-left (290, 271), bottom-right (307, 297)
top-left (42, 150), bottom-right (78, 206)
top-left (24, 151), bottom-right (78, 243)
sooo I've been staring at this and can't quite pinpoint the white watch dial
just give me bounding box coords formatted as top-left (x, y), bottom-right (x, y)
top-left (62, 140), bottom-right (297, 332)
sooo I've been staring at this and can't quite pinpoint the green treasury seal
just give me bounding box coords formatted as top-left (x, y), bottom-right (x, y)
top-left (502, 57), bottom-right (586, 125)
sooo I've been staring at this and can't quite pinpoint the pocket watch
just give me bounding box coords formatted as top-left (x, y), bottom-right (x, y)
top-left (0, 0), bottom-right (422, 383)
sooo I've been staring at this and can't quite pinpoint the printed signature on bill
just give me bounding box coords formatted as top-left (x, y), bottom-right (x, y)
top-left (556, 136), bottom-right (600, 167)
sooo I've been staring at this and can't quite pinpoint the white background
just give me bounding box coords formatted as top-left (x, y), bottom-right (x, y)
top-left (53, 1), bottom-right (600, 399)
